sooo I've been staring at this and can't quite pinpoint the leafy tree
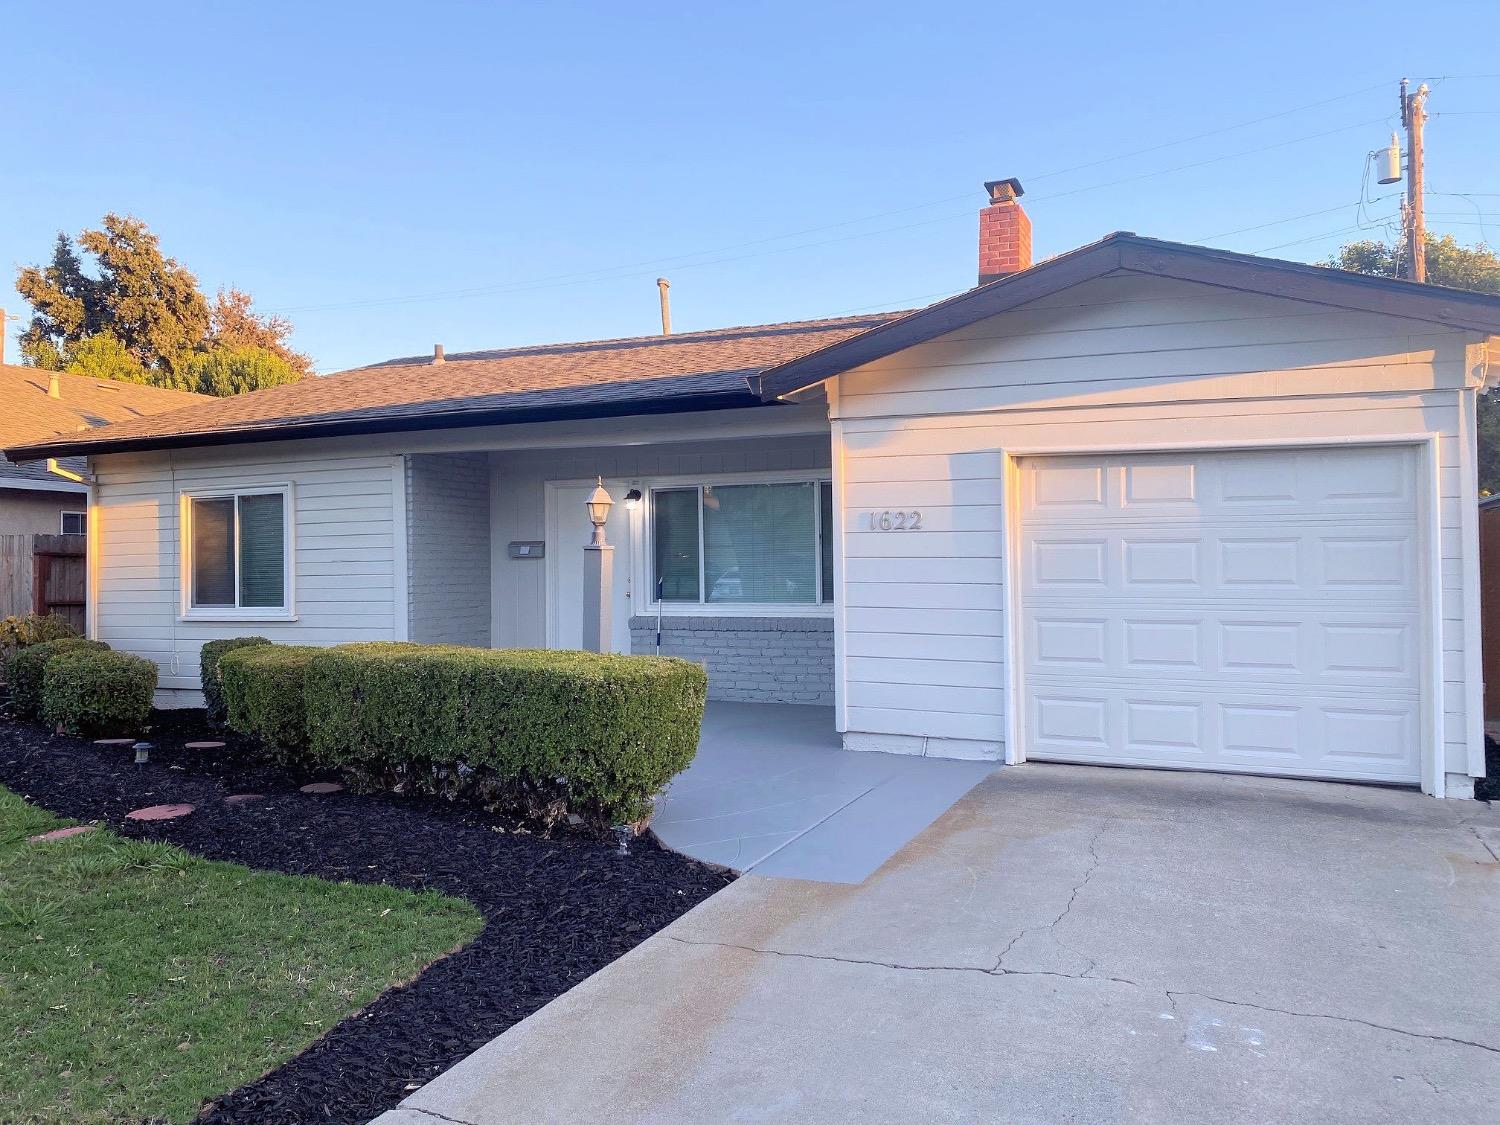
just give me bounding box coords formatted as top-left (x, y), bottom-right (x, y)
top-left (74, 214), bottom-right (209, 385)
top-left (16, 233), bottom-right (105, 370)
top-left (208, 288), bottom-right (313, 379)
top-left (63, 333), bottom-right (150, 385)
top-left (1330, 233), bottom-right (1500, 494)
top-left (186, 345), bottom-right (301, 397)
top-left (15, 215), bottom-right (308, 395)
top-left (1330, 233), bottom-right (1500, 293)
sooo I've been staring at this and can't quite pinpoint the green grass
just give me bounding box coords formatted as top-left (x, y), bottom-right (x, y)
top-left (0, 787), bottom-right (483, 1124)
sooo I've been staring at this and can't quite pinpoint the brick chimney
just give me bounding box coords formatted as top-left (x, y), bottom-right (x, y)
top-left (978, 177), bottom-right (1031, 284)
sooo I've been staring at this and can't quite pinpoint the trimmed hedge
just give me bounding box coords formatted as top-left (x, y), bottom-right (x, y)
top-left (8, 638), bottom-right (111, 719)
top-left (200, 636), bottom-right (272, 726)
top-left (304, 643), bottom-right (706, 824)
top-left (41, 648), bottom-right (157, 737)
top-left (219, 644), bottom-right (320, 756)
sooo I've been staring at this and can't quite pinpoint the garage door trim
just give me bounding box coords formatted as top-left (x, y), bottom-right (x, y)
top-left (1000, 434), bottom-right (1443, 796)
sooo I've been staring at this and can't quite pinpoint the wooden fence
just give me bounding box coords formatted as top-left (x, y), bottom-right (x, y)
top-left (0, 533), bottom-right (86, 632)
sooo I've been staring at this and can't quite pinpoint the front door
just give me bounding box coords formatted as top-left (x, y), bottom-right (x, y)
top-left (547, 482), bottom-right (634, 653)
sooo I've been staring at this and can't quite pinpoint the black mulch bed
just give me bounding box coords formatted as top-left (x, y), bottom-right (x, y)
top-left (0, 709), bottom-right (733, 1125)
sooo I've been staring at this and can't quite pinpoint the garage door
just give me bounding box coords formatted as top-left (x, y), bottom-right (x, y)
top-left (1019, 446), bottom-right (1424, 783)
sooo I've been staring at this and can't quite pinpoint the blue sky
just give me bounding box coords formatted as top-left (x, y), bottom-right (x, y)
top-left (3, 1), bottom-right (1497, 374)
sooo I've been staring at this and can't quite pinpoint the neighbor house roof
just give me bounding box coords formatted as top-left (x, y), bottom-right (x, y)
top-left (0, 364), bottom-right (209, 488)
top-left (4, 314), bottom-right (901, 460)
top-left (754, 233), bottom-right (1500, 399)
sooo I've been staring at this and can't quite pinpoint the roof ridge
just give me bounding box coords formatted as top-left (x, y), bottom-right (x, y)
top-left (356, 310), bottom-right (907, 372)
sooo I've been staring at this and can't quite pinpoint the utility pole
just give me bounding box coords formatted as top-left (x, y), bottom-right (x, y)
top-left (1400, 78), bottom-right (1429, 283)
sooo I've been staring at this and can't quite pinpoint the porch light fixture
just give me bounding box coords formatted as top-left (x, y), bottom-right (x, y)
top-left (585, 478), bottom-right (614, 546)
top-left (624, 488), bottom-right (642, 511)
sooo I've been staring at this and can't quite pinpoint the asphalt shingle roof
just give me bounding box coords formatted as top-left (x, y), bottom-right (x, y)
top-left (4, 313), bottom-right (902, 459)
top-left (0, 364), bottom-right (209, 484)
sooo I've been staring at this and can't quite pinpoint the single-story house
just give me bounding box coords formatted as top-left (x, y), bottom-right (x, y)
top-left (10, 181), bottom-right (1499, 797)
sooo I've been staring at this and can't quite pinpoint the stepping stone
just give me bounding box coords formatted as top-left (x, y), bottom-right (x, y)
top-left (184, 741), bottom-right (226, 750)
top-left (299, 782), bottom-right (344, 795)
top-left (94, 738), bottom-right (135, 747)
top-left (223, 793), bottom-right (264, 805)
top-left (28, 825), bottom-right (96, 843)
top-left (125, 803), bottom-right (195, 822)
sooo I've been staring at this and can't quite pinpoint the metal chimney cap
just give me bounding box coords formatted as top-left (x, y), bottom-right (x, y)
top-left (984, 177), bottom-right (1025, 204)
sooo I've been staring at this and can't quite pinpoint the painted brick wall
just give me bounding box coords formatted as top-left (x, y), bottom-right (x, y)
top-left (407, 452), bottom-right (491, 646)
top-left (629, 616), bottom-right (833, 705)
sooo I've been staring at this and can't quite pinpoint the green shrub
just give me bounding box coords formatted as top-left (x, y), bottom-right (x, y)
top-left (41, 648), bottom-right (157, 737)
top-left (0, 613), bottom-right (80, 664)
top-left (8, 638), bottom-right (110, 719)
top-left (219, 645), bottom-right (320, 756)
top-left (305, 643), bottom-right (706, 824)
top-left (200, 637), bottom-right (272, 726)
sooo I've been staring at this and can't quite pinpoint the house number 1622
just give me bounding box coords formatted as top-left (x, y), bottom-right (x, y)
top-left (868, 510), bottom-right (923, 531)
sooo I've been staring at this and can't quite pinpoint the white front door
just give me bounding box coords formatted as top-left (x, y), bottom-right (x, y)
top-left (547, 483), bottom-right (634, 653)
top-left (1018, 446), bottom-right (1424, 784)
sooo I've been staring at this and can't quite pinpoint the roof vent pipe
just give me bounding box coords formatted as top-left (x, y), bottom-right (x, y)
top-left (48, 372), bottom-right (61, 398)
top-left (433, 344), bottom-right (445, 364)
top-left (657, 278), bottom-right (671, 336)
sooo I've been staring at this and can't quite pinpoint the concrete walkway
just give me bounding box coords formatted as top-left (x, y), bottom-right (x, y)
top-left (651, 702), bottom-right (994, 882)
top-left (376, 764), bottom-right (1500, 1125)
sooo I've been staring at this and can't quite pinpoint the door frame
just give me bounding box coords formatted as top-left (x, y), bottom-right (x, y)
top-left (1000, 433), bottom-right (1444, 796)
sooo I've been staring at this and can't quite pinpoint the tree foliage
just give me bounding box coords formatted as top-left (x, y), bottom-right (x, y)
top-left (64, 334), bottom-right (150, 385)
top-left (187, 345), bottom-right (302, 397)
top-left (1329, 233), bottom-right (1500, 294)
top-left (208, 288), bottom-right (313, 378)
top-left (1330, 233), bottom-right (1500, 495)
top-left (15, 215), bottom-right (308, 396)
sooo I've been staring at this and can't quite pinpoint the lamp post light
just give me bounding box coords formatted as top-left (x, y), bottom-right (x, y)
top-left (585, 478), bottom-right (614, 545)
top-left (582, 479), bottom-right (615, 653)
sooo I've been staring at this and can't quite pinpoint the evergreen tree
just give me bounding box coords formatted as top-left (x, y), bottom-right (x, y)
top-left (15, 215), bottom-right (309, 395)
top-left (16, 233), bottom-right (106, 370)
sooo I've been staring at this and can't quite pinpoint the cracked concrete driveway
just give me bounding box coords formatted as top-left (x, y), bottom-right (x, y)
top-left (375, 764), bottom-right (1500, 1125)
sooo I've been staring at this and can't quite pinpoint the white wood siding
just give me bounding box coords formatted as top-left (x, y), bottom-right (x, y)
top-left (92, 446), bottom-right (400, 704)
top-left (832, 274), bottom-right (1485, 784)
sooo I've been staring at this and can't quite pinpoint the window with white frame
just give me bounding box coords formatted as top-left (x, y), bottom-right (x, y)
top-left (59, 511), bottom-right (86, 535)
top-left (651, 480), bottom-right (834, 606)
top-left (182, 486), bottom-right (292, 614)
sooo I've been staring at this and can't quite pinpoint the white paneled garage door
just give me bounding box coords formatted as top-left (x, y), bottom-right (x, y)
top-left (1019, 446), bottom-right (1424, 783)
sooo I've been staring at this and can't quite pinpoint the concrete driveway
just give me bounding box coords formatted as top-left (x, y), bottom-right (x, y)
top-left (377, 765), bottom-right (1500, 1125)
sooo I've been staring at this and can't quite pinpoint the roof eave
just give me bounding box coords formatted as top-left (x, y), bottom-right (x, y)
top-left (4, 388), bottom-right (771, 461)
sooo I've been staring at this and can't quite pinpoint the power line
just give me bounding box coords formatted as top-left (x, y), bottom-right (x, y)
top-left (1022, 80), bottom-right (1391, 184)
top-left (1190, 198), bottom-right (1391, 243)
top-left (273, 115), bottom-right (1394, 315)
top-left (1253, 224), bottom-right (1374, 254)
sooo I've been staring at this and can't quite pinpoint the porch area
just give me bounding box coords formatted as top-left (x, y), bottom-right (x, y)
top-left (403, 419), bottom-right (840, 707)
top-left (652, 702), bottom-right (996, 883)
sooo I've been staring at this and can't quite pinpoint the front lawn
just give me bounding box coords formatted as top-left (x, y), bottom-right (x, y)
top-left (0, 787), bottom-right (482, 1124)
